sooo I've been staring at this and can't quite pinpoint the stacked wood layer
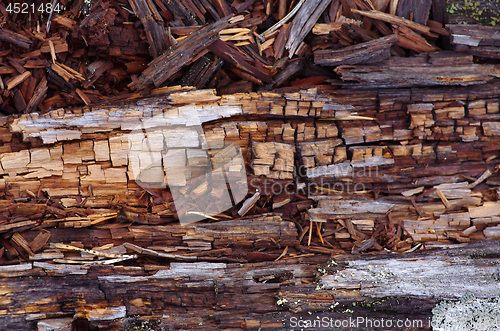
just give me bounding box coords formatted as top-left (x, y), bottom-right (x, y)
top-left (2, 0), bottom-right (500, 329)
top-left (1, 0), bottom-right (499, 114)
top-left (0, 81), bottom-right (500, 328)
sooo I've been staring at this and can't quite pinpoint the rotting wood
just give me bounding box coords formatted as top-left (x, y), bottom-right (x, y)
top-left (129, 17), bottom-right (231, 90)
top-left (128, 0), bottom-right (170, 58)
top-left (2, 240), bottom-right (500, 330)
top-left (1, 84), bottom-right (500, 255)
top-left (285, 0), bottom-right (332, 58)
top-left (0, 28), bottom-right (33, 49)
top-left (395, 0), bottom-right (432, 25)
top-left (445, 0), bottom-right (500, 25)
top-left (0, 0), bottom-right (497, 115)
top-left (448, 24), bottom-right (500, 60)
top-left (334, 52), bottom-right (500, 87)
top-left (314, 34), bottom-right (398, 66)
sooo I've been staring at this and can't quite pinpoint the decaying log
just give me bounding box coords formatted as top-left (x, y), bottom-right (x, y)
top-left (314, 34), bottom-right (398, 66)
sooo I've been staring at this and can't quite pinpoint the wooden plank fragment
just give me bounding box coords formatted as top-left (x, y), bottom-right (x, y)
top-left (314, 34), bottom-right (397, 66)
top-left (128, 0), bottom-right (170, 58)
top-left (6, 71), bottom-right (31, 91)
top-left (393, 24), bottom-right (438, 53)
top-left (208, 39), bottom-right (274, 84)
top-left (395, 0), bottom-right (432, 24)
top-left (351, 9), bottom-right (438, 37)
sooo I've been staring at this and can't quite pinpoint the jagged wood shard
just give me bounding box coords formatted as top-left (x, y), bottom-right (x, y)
top-left (0, 82), bottom-right (500, 329)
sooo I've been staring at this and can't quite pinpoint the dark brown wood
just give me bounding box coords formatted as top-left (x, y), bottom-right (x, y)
top-left (448, 24), bottom-right (500, 47)
top-left (130, 17), bottom-right (231, 90)
top-left (208, 39), bottom-right (274, 83)
top-left (128, 0), bottom-right (171, 58)
top-left (431, 0), bottom-right (447, 24)
top-left (445, 0), bottom-right (500, 25)
top-left (396, 0), bottom-right (432, 24)
top-left (163, 0), bottom-right (199, 25)
top-left (82, 61), bottom-right (114, 89)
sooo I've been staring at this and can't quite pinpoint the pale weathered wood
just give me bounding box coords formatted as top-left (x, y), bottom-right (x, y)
top-left (445, 0), bottom-right (500, 25)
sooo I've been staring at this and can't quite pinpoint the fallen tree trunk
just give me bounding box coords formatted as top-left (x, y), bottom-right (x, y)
top-left (1, 81), bottom-right (500, 329)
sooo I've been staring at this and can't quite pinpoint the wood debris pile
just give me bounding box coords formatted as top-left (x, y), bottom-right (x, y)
top-left (0, 0), bottom-right (499, 114)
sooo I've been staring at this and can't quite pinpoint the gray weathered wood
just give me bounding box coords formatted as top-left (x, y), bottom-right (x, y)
top-left (314, 34), bottom-right (398, 66)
